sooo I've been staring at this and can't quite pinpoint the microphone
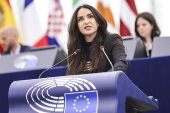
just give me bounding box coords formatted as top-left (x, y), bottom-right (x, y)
top-left (100, 46), bottom-right (114, 71)
top-left (39, 49), bottom-right (81, 78)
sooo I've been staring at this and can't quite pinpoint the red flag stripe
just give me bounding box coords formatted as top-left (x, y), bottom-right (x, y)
top-left (0, 45), bottom-right (4, 53)
top-left (126, 0), bottom-right (137, 15)
top-left (120, 20), bottom-right (131, 36)
top-left (34, 36), bottom-right (49, 47)
top-left (120, 0), bottom-right (137, 37)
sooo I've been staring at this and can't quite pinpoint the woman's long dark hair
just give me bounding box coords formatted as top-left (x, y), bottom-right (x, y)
top-left (135, 12), bottom-right (161, 42)
top-left (67, 4), bottom-right (108, 75)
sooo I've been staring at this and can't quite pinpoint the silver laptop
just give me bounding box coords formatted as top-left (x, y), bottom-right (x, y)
top-left (151, 37), bottom-right (170, 57)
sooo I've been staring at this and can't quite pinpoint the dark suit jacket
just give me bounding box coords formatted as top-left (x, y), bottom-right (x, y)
top-left (2, 44), bottom-right (32, 55)
top-left (137, 38), bottom-right (150, 57)
top-left (96, 34), bottom-right (128, 73)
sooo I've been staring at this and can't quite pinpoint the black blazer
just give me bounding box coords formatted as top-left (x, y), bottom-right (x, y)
top-left (96, 34), bottom-right (128, 73)
top-left (2, 44), bottom-right (32, 55)
top-left (137, 38), bottom-right (150, 57)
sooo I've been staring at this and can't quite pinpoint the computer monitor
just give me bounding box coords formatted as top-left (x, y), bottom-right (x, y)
top-left (151, 37), bottom-right (170, 57)
top-left (123, 38), bottom-right (147, 60)
top-left (30, 45), bottom-right (57, 51)
top-left (0, 45), bottom-right (67, 73)
top-left (31, 45), bottom-right (67, 66)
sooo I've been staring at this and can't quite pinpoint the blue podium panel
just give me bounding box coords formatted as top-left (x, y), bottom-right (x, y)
top-left (0, 66), bottom-right (67, 113)
top-left (8, 71), bottom-right (158, 113)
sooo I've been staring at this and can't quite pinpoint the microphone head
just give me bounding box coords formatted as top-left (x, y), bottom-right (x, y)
top-left (74, 49), bottom-right (81, 55)
top-left (76, 49), bottom-right (81, 53)
top-left (100, 46), bottom-right (104, 51)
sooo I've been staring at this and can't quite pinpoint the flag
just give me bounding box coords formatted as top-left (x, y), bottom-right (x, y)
top-left (73, 0), bottom-right (84, 10)
top-left (120, 0), bottom-right (137, 37)
top-left (46, 0), bottom-right (68, 53)
top-left (0, 0), bottom-right (16, 28)
top-left (97, 0), bottom-right (117, 34)
top-left (64, 91), bottom-right (98, 113)
top-left (73, 0), bottom-right (92, 11)
top-left (0, 0), bottom-right (17, 53)
top-left (0, 45), bottom-right (3, 53)
top-left (21, 0), bottom-right (47, 47)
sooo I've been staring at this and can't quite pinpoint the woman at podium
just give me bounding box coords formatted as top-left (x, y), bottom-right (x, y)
top-left (66, 4), bottom-right (128, 75)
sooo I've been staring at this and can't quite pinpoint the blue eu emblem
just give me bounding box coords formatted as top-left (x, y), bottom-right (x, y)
top-left (64, 90), bottom-right (98, 113)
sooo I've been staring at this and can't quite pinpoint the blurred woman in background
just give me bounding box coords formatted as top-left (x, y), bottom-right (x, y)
top-left (135, 12), bottom-right (161, 57)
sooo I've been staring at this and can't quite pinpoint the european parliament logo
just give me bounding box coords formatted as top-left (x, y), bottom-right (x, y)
top-left (26, 78), bottom-right (98, 113)
top-left (65, 91), bottom-right (98, 113)
top-left (14, 55), bottom-right (38, 69)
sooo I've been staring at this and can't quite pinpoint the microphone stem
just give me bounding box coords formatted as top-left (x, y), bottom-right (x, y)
top-left (102, 50), bottom-right (114, 71)
top-left (39, 53), bottom-right (74, 78)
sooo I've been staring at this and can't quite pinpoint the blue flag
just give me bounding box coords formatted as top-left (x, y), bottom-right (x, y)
top-left (64, 91), bottom-right (98, 113)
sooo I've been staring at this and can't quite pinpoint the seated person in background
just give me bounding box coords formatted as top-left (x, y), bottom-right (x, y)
top-left (66, 4), bottom-right (128, 75)
top-left (0, 25), bottom-right (32, 55)
top-left (135, 12), bottom-right (161, 57)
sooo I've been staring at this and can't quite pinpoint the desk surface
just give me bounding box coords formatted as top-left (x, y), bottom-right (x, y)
top-left (0, 56), bottom-right (170, 113)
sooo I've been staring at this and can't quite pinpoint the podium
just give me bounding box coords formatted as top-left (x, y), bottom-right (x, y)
top-left (8, 71), bottom-right (158, 113)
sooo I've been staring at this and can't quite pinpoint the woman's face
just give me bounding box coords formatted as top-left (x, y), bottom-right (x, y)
top-left (137, 17), bottom-right (153, 39)
top-left (77, 8), bottom-right (99, 42)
